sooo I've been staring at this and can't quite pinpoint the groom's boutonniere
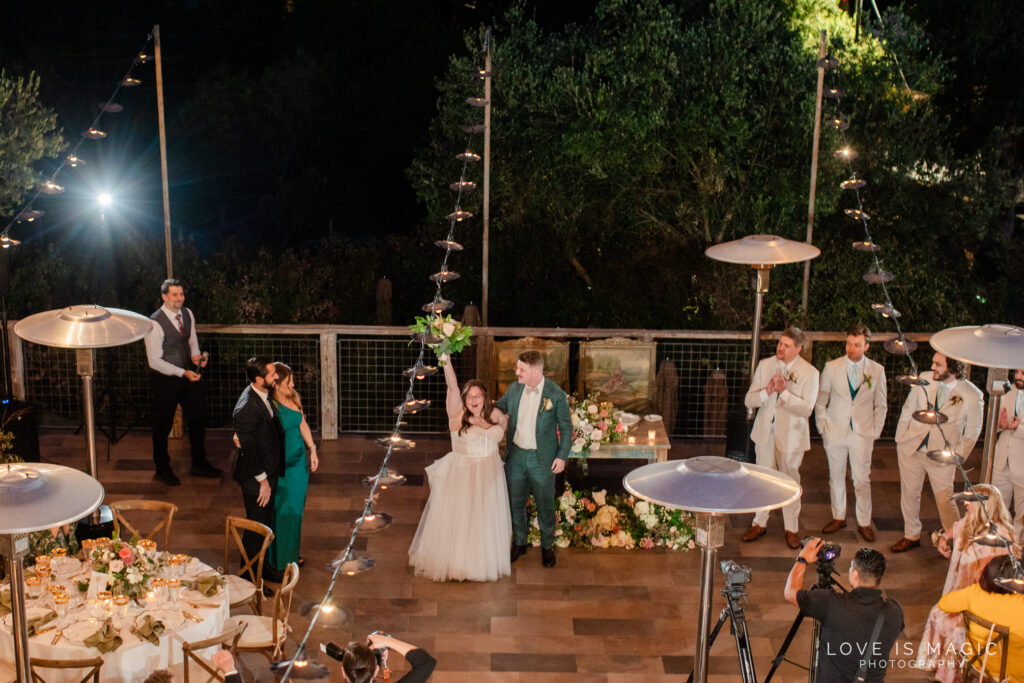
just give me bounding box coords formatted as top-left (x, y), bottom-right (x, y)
top-left (787, 371), bottom-right (797, 383)
top-left (543, 398), bottom-right (553, 411)
top-left (949, 395), bottom-right (963, 406)
top-left (862, 372), bottom-right (872, 390)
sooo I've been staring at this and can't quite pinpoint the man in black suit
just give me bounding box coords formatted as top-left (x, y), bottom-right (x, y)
top-left (232, 356), bottom-right (285, 581)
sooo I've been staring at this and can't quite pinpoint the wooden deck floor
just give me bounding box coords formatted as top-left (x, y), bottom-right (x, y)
top-left (35, 428), bottom-right (953, 682)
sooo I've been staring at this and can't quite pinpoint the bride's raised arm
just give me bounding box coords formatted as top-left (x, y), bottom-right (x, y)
top-left (443, 360), bottom-right (462, 421)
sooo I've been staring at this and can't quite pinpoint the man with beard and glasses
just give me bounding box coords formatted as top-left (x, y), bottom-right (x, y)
top-left (992, 369), bottom-right (1024, 539)
top-left (891, 353), bottom-right (983, 552)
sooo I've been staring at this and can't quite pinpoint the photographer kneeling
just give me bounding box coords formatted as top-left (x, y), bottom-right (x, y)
top-left (331, 633), bottom-right (436, 683)
top-left (784, 538), bottom-right (904, 682)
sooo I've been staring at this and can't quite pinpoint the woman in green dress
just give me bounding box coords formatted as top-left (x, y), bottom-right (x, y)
top-left (270, 362), bottom-right (318, 570)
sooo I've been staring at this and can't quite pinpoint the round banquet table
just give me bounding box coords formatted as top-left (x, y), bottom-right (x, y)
top-left (0, 561), bottom-right (229, 683)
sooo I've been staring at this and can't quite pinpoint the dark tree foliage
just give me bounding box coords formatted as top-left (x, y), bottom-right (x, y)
top-left (409, 0), bottom-right (1019, 331)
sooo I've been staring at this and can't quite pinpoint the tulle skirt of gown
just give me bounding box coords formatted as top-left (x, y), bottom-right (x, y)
top-left (408, 427), bottom-right (512, 581)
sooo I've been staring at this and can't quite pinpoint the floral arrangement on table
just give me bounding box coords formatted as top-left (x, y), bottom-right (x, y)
top-left (568, 395), bottom-right (628, 471)
top-left (525, 485), bottom-right (696, 551)
top-left (88, 535), bottom-right (162, 598)
top-left (408, 314), bottom-right (472, 365)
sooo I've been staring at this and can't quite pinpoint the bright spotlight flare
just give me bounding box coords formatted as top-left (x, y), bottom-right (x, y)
top-left (97, 193), bottom-right (113, 208)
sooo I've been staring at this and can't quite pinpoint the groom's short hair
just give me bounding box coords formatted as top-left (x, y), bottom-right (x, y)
top-left (781, 326), bottom-right (806, 349)
top-left (519, 350), bottom-right (543, 368)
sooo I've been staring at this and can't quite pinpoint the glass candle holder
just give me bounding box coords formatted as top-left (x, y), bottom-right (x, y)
top-left (34, 555), bottom-right (51, 567)
top-left (138, 539), bottom-right (157, 555)
top-left (648, 430), bottom-right (656, 442)
top-left (112, 594), bottom-right (131, 627)
top-left (53, 594), bottom-right (70, 628)
top-left (628, 436), bottom-right (636, 445)
top-left (149, 578), bottom-right (167, 607)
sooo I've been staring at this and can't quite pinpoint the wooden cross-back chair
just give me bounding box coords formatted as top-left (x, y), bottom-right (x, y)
top-left (961, 610), bottom-right (1010, 682)
top-left (30, 656), bottom-right (103, 683)
top-left (109, 499), bottom-right (178, 550)
top-left (235, 562), bottom-right (299, 661)
top-left (223, 515), bottom-right (274, 615)
top-left (180, 618), bottom-right (249, 683)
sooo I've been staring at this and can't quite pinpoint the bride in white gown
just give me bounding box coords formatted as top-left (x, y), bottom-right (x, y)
top-left (408, 360), bottom-right (512, 581)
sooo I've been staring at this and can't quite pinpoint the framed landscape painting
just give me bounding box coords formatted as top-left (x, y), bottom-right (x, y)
top-left (577, 337), bottom-right (655, 412)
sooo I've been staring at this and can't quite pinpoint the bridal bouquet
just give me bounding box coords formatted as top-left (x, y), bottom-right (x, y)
top-left (569, 395), bottom-right (628, 458)
top-left (408, 314), bottom-right (472, 365)
top-left (88, 536), bottom-right (162, 598)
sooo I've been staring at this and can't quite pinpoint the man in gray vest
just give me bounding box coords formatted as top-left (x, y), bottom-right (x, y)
top-left (144, 278), bottom-right (219, 486)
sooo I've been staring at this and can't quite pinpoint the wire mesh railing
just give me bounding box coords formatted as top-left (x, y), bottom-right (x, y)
top-left (14, 325), bottom-right (947, 441)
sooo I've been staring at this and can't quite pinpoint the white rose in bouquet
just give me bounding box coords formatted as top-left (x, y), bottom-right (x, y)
top-left (634, 501), bottom-right (650, 515)
top-left (442, 321), bottom-right (455, 336)
top-left (108, 559), bottom-right (124, 573)
top-left (590, 429), bottom-right (603, 442)
top-left (593, 490), bottom-right (607, 506)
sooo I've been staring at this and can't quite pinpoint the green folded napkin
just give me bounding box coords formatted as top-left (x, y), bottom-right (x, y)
top-left (26, 610), bottom-right (56, 636)
top-left (188, 574), bottom-right (225, 597)
top-left (83, 618), bottom-right (122, 653)
top-left (135, 614), bottom-right (165, 646)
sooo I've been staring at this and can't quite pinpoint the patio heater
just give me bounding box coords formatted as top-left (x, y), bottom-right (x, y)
top-left (0, 462), bottom-right (104, 682)
top-left (624, 456), bottom-right (800, 683)
top-left (14, 305), bottom-right (152, 530)
top-left (704, 235), bottom-right (820, 458)
top-left (928, 324), bottom-right (1024, 483)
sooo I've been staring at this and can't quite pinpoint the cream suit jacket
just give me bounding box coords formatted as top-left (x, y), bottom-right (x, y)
top-left (894, 371), bottom-right (984, 459)
top-left (814, 356), bottom-right (887, 444)
top-left (994, 388), bottom-right (1024, 474)
top-left (745, 354), bottom-right (819, 453)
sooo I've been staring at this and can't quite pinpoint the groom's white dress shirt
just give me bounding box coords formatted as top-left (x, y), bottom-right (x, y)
top-left (514, 379), bottom-right (544, 450)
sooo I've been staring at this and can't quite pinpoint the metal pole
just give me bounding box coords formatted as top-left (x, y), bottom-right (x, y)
top-left (2, 537), bottom-right (31, 683)
top-left (481, 30), bottom-right (492, 327)
top-left (801, 30), bottom-right (827, 318)
top-left (981, 368), bottom-right (1010, 484)
top-left (78, 349), bottom-right (101, 524)
top-left (153, 24), bottom-right (174, 279)
top-left (748, 266), bottom-right (770, 420)
top-left (693, 513), bottom-right (725, 683)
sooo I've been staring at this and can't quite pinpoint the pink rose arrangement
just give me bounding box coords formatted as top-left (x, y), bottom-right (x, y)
top-left (89, 534), bottom-right (162, 598)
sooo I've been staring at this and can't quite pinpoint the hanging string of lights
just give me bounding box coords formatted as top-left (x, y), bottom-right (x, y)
top-left (273, 33), bottom-right (490, 682)
top-left (821, 48), bottom-right (1023, 586)
top-left (0, 34), bottom-right (155, 247)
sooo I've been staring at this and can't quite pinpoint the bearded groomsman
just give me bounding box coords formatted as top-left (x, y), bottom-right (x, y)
top-left (742, 327), bottom-right (820, 549)
top-left (992, 369), bottom-right (1024, 539)
top-left (814, 324), bottom-right (887, 542)
top-left (891, 352), bottom-right (983, 552)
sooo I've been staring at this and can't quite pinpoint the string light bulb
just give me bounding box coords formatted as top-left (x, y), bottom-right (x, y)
top-left (456, 151), bottom-right (481, 163)
top-left (871, 303), bottom-right (900, 318)
top-left (394, 399), bottom-right (430, 414)
top-left (363, 465), bottom-right (406, 489)
top-left (422, 298), bottom-right (453, 314)
top-left (840, 178), bottom-right (866, 190)
top-left (327, 548), bottom-right (376, 576)
top-left (375, 434), bottom-right (416, 449)
top-left (883, 337), bottom-right (917, 354)
top-left (912, 408), bottom-right (949, 425)
top-left (862, 267), bottom-right (892, 284)
top-left (83, 128), bottom-right (107, 140)
top-left (435, 239), bottom-right (464, 251)
top-left (466, 97), bottom-right (488, 107)
top-left (121, 77), bottom-right (141, 87)
top-left (834, 147), bottom-right (858, 161)
top-left (0, 236), bottom-right (21, 248)
top-left (852, 241), bottom-right (880, 252)
top-left (429, 270), bottom-right (460, 283)
top-left (354, 498), bottom-right (394, 533)
top-left (844, 208), bottom-right (870, 221)
top-left (447, 210), bottom-right (473, 221)
top-left (40, 181), bottom-right (64, 194)
top-left (67, 155), bottom-right (86, 167)
top-left (15, 209), bottom-right (42, 222)
top-left (449, 180), bottom-right (476, 192)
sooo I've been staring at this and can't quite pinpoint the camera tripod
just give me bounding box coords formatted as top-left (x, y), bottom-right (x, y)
top-left (686, 582), bottom-right (757, 683)
top-left (764, 564), bottom-right (846, 683)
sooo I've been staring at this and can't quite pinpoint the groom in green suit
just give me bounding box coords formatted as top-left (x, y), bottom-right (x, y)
top-left (496, 350), bottom-right (572, 567)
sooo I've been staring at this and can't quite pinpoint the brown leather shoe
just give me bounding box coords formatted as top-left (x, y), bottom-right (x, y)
top-left (785, 531), bottom-right (802, 549)
top-left (858, 525), bottom-right (876, 542)
top-left (822, 519), bottom-right (847, 534)
top-left (741, 524), bottom-right (767, 542)
top-left (890, 537), bottom-right (920, 553)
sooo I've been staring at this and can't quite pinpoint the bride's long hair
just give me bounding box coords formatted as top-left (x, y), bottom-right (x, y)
top-left (459, 379), bottom-right (496, 435)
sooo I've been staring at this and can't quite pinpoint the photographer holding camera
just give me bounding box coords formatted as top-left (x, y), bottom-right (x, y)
top-left (784, 538), bottom-right (904, 682)
top-left (326, 633), bottom-right (436, 682)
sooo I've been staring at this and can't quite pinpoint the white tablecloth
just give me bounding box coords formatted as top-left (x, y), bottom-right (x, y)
top-left (0, 569), bottom-right (229, 683)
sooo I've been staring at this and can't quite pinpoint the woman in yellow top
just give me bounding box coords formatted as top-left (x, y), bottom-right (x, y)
top-left (939, 555), bottom-right (1024, 682)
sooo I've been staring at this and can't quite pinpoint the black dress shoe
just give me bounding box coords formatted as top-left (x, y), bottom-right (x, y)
top-left (262, 567), bottom-right (284, 583)
top-left (262, 586), bottom-right (274, 599)
top-left (510, 544), bottom-right (528, 563)
top-left (154, 470), bottom-right (181, 486)
top-left (190, 461), bottom-right (221, 478)
top-left (541, 548), bottom-right (556, 567)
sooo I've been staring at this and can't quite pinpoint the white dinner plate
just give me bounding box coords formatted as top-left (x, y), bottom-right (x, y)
top-left (643, 414), bottom-right (662, 422)
top-left (1, 606), bottom-right (50, 629)
top-left (63, 618), bottom-right (106, 643)
top-left (135, 608), bottom-right (186, 630)
top-left (618, 413), bottom-right (640, 426)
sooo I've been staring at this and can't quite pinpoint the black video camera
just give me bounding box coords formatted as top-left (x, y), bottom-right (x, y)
top-left (801, 537), bottom-right (841, 565)
top-left (322, 631), bottom-right (391, 668)
top-left (720, 559), bottom-right (752, 587)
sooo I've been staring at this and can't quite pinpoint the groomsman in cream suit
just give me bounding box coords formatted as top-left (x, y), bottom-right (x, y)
top-left (742, 327), bottom-right (820, 549)
top-left (992, 369), bottom-right (1024, 539)
top-left (891, 352), bottom-right (983, 552)
top-left (814, 324), bottom-right (887, 542)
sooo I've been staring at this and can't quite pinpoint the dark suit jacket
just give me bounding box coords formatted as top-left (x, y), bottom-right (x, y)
top-left (231, 385), bottom-right (285, 493)
top-left (495, 379), bottom-right (572, 467)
